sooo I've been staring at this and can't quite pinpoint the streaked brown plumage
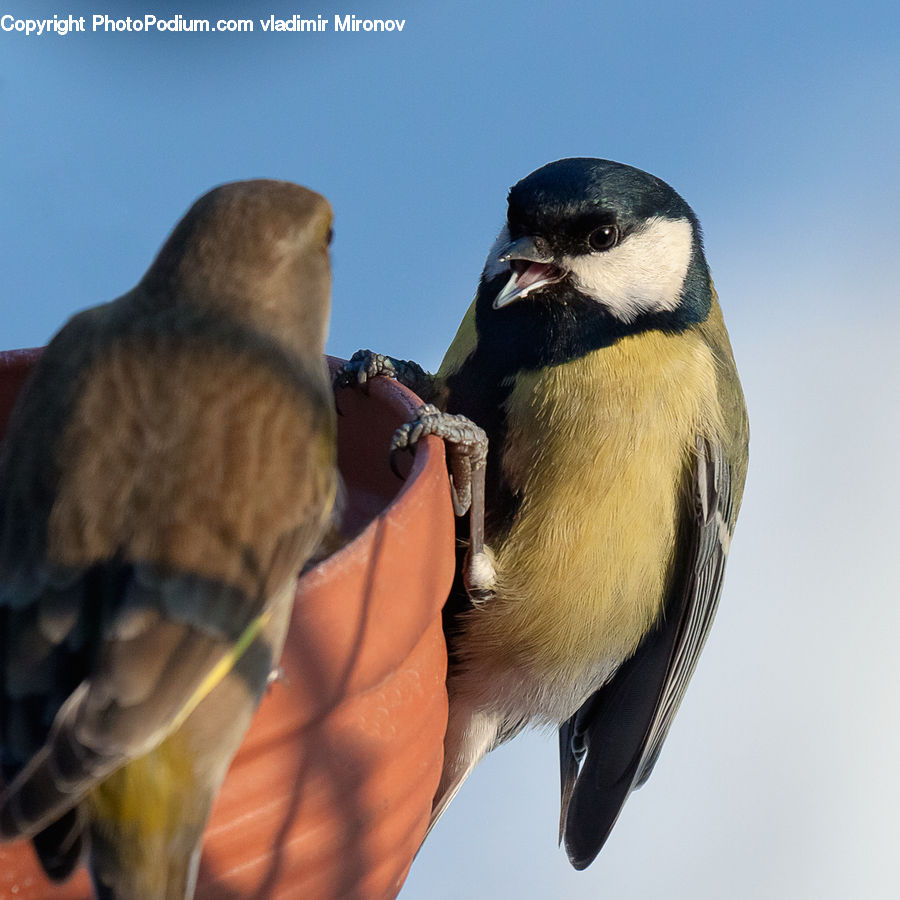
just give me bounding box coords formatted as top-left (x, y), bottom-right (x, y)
top-left (0, 179), bottom-right (337, 898)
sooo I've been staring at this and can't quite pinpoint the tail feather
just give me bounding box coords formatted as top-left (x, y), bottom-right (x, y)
top-left (89, 826), bottom-right (202, 900)
top-left (32, 805), bottom-right (87, 882)
top-left (0, 684), bottom-right (121, 840)
top-left (422, 699), bottom-right (502, 844)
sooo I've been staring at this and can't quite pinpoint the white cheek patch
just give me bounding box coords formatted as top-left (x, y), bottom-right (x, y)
top-left (564, 216), bottom-right (694, 323)
top-left (481, 223), bottom-right (512, 280)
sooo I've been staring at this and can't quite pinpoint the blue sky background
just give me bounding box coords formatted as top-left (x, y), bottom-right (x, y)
top-left (3, 1), bottom-right (899, 897)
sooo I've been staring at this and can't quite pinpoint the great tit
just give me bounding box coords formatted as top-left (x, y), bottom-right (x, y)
top-left (339, 157), bottom-right (748, 868)
top-left (0, 180), bottom-right (338, 898)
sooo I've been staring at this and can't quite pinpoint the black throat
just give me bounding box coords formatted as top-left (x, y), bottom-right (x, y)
top-left (473, 271), bottom-right (709, 374)
top-left (443, 268), bottom-right (710, 535)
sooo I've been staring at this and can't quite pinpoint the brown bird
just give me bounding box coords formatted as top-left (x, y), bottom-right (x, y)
top-left (0, 180), bottom-right (338, 898)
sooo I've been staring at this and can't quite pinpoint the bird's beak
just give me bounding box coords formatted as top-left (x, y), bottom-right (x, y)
top-left (493, 236), bottom-right (564, 309)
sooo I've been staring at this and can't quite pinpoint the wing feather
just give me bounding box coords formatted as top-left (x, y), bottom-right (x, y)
top-left (560, 438), bottom-right (738, 869)
top-left (0, 319), bottom-right (336, 843)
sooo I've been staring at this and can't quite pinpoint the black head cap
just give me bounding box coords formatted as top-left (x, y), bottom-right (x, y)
top-left (507, 158), bottom-right (702, 245)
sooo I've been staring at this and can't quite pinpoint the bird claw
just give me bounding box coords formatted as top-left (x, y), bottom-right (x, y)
top-left (333, 349), bottom-right (430, 394)
top-left (389, 442), bottom-right (414, 481)
top-left (391, 405), bottom-right (488, 558)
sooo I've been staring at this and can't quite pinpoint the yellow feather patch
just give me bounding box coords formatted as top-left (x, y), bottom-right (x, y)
top-left (89, 730), bottom-right (198, 831)
top-left (171, 607), bottom-right (272, 734)
top-left (437, 297), bottom-right (478, 378)
top-left (87, 727), bottom-right (202, 896)
top-left (89, 605), bottom-right (269, 825)
top-left (460, 327), bottom-right (725, 685)
top-left (86, 608), bottom-right (271, 894)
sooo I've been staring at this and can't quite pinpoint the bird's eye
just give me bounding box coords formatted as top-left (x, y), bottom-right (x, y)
top-left (588, 225), bottom-right (619, 251)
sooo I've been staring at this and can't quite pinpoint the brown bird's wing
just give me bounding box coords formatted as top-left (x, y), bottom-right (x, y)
top-left (1, 566), bottom-right (270, 831)
top-left (0, 319), bottom-right (104, 876)
top-left (559, 437), bottom-right (739, 869)
top-left (0, 316), bottom-right (336, 861)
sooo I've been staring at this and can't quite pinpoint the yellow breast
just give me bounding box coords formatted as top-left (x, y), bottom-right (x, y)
top-left (462, 327), bottom-right (724, 684)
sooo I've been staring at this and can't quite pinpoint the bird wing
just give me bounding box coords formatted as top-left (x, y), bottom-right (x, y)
top-left (1, 566), bottom-right (273, 836)
top-left (0, 326), bottom-right (336, 842)
top-left (559, 436), bottom-right (738, 869)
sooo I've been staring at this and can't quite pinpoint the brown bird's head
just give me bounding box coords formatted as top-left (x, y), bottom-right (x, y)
top-left (140, 179), bottom-right (334, 358)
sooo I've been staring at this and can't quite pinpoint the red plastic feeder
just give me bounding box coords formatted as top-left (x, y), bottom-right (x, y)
top-left (0, 350), bottom-right (454, 899)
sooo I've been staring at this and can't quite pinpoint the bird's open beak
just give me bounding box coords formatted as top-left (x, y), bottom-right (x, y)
top-left (493, 236), bottom-right (565, 309)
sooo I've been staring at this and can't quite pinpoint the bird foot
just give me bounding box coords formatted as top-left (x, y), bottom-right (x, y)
top-left (391, 404), bottom-right (489, 593)
top-left (335, 353), bottom-right (492, 604)
top-left (333, 349), bottom-right (432, 396)
top-left (391, 404), bottom-right (487, 513)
